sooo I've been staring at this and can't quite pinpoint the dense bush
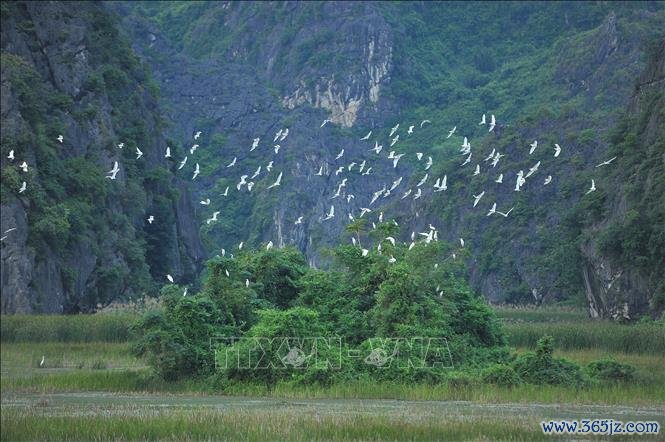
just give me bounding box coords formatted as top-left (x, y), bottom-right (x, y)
top-left (134, 241), bottom-right (509, 384)
top-left (512, 336), bottom-right (588, 387)
top-left (481, 364), bottom-right (522, 387)
top-left (586, 358), bottom-right (635, 383)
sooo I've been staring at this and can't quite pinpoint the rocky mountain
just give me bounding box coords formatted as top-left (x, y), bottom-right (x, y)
top-left (2, 1), bottom-right (663, 318)
top-left (1, 1), bottom-right (205, 313)
top-left (580, 37), bottom-right (664, 320)
top-left (110, 2), bottom-right (664, 317)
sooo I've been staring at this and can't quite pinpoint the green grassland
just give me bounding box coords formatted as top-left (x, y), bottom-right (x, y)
top-left (2, 309), bottom-right (663, 440)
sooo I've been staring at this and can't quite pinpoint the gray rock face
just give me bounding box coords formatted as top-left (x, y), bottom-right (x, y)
top-left (580, 37), bottom-right (665, 320)
top-left (112, 2), bottom-right (662, 310)
top-left (1, 1), bottom-right (204, 313)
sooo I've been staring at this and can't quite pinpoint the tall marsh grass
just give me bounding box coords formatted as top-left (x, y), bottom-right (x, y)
top-left (1, 314), bottom-right (138, 343)
top-left (504, 321), bottom-right (665, 353)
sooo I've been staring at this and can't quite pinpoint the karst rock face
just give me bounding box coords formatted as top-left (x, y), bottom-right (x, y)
top-left (2, 2), bottom-right (663, 318)
top-left (1, 2), bottom-right (204, 313)
top-left (580, 37), bottom-right (665, 321)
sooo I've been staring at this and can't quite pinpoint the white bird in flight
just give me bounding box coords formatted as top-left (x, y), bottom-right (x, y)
top-left (390, 135), bottom-right (399, 146)
top-left (194, 131), bottom-right (202, 140)
top-left (473, 191), bottom-right (485, 207)
top-left (416, 152), bottom-right (423, 161)
top-left (323, 205), bottom-right (335, 221)
top-left (417, 173), bottom-right (428, 187)
top-left (496, 207), bottom-right (514, 217)
top-left (227, 157), bottom-right (237, 168)
top-left (320, 119), bottom-right (330, 128)
top-left (106, 161), bottom-right (119, 180)
top-left (554, 144), bottom-right (562, 157)
top-left (251, 166), bottom-right (262, 179)
top-left (529, 140), bottom-right (538, 155)
top-left (596, 157), bottom-right (617, 168)
top-left (178, 156), bottom-right (187, 169)
top-left (586, 179), bottom-right (597, 194)
top-left (515, 170), bottom-right (525, 191)
top-left (479, 114), bottom-right (486, 125)
top-left (370, 141), bottom-right (382, 154)
top-left (489, 115), bottom-right (496, 132)
top-left (251, 138), bottom-right (260, 151)
top-left (267, 172), bottom-right (283, 188)
top-left (447, 126), bottom-right (457, 138)
top-left (420, 119), bottom-right (431, 128)
top-left (389, 124), bottom-right (399, 137)
top-left (190, 144), bottom-right (199, 155)
top-left (496, 173), bottom-right (503, 183)
top-left (135, 147), bottom-right (143, 159)
top-left (200, 198), bottom-right (210, 205)
top-left (274, 144), bottom-right (281, 154)
top-left (294, 216), bottom-right (303, 225)
top-left (544, 176), bottom-right (552, 185)
top-left (19, 181), bottom-right (27, 193)
top-left (266, 161), bottom-right (273, 172)
top-left (237, 175), bottom-right (248, 190)
top-left (425, 156), bottom-right (433, 170)
top-left (316, 166), bottom-right (324, 176)
top-left (165, 147), bottom-right (171, 158)
top-left (335, 149), bottom-right (344, 160)
top-left (221, 186), bottom-right (229, 196)
top-left (192, 163), bottom-right (200, 180)
top-left (526, 161), bottom-right (541, 178)
top-left (360, 131), bottom-right (372, 141)
top-left (473, 164), bottom-right (480, 176)
top-left (487, 202), bottom-right (497, 216)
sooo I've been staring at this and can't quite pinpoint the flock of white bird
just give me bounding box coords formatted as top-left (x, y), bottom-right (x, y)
top-left (4, 113), bottom-right (617, 288)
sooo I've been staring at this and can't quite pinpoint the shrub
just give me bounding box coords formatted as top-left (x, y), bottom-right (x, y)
top-left (586, 358), bottom-right (635, 382)
top-left (511, 336), bottom-right (588, 387)
top-left (481, 363), bottom-right (522, 387)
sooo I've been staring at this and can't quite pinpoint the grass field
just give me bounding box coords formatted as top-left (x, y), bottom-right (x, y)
top-left (1, 307), bottom-right (663, 440)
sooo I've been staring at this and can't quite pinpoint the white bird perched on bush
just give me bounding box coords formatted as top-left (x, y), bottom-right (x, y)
top-left (57, 135), bottom-right (63, 143)
top-left (166, 274), bottom-right (174, 283)
top-left (194, 131), bottom-right (202, 140)
top-left (147, 215), bottom-right (154, 224)
top-left (19, 181), bottom-right (27, 193)
top-left (165, 147), bottom-right (171, 158)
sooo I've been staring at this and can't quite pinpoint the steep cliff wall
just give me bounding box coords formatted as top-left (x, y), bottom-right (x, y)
top-left (0, 1), bottom-right (204, 313)
top-left (580, 37), bottom-right (664, 320)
